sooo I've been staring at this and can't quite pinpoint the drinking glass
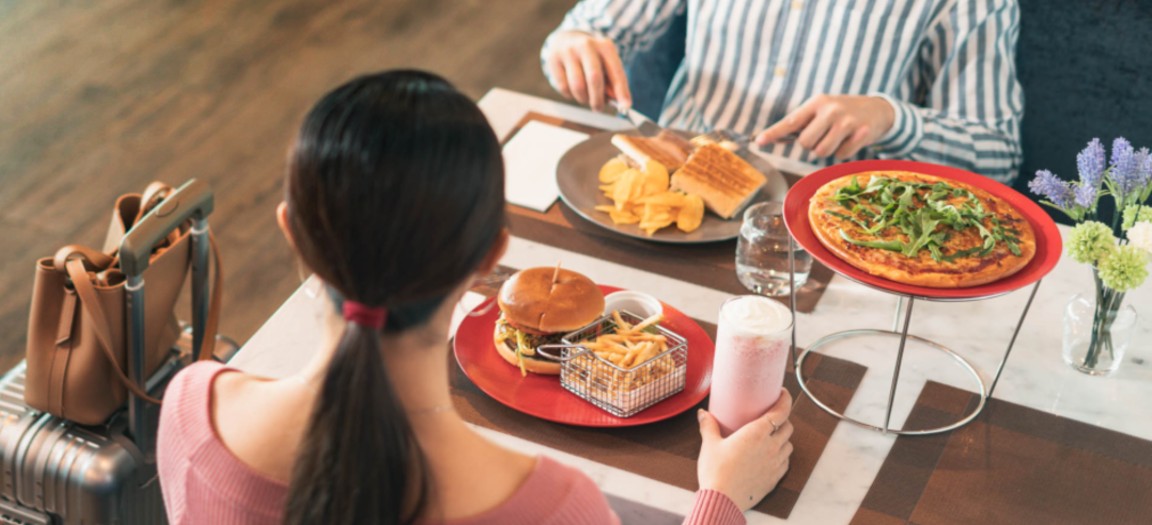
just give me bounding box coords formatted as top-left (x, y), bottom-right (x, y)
top-left (736, 201), bottom-right (811, 296)
top-left (708, 295), bottom-right (792, 436)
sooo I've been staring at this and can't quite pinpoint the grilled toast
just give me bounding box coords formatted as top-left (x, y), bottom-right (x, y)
top-left (610, 133), bottom-right (691, 171)
top-left (670, 144), bottom-right (766, 219)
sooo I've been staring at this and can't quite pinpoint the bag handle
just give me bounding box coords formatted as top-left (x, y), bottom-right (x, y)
top-left (64, 258), bottom-right (161, 404)
top-left (53, 245), bottom-right (115, 276)
top-left (58, 229), bottom-right (222, 406)
top-left (138, 182), bottom-right (173, 222)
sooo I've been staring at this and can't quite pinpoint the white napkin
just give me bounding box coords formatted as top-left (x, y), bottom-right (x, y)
top-left (502, 121), bottom-right (589, 212)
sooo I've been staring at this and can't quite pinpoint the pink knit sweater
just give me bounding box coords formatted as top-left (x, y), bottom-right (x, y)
top-left (157, 361), bottom-right (744, 525)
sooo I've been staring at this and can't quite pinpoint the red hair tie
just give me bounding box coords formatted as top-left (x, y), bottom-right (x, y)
top-left (343, 300), bottom-right (387, 329)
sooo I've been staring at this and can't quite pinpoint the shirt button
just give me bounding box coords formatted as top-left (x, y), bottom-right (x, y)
top-left (774, 66), bottom-right (787, 78)
top-left (792, 0), bottom-right (803, 8)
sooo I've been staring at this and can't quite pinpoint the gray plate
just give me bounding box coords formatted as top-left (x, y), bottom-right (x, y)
top-left (556, 130), bottom-right (789, 244)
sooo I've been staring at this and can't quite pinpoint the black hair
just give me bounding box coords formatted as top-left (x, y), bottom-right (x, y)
top-left (281, 70), bottom-right (505, 525)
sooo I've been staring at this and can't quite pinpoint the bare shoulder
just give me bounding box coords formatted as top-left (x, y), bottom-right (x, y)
top-left (210, 371), bottom-right (313, 483)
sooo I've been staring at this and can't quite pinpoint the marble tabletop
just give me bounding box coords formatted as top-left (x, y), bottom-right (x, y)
top-left (229, 88), bottom-right (1152, 524)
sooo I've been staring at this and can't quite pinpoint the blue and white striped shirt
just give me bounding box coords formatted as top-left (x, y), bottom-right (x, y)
top-left (544, 0), bottom-right (1024, 182)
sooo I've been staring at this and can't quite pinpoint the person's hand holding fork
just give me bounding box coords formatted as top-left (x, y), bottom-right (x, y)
top-left (755, 94), bottom-right (895, 160)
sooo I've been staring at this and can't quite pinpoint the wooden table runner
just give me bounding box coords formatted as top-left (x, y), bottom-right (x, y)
top-left (501, 112), bottom-right (835, 313)
top-left (452, 269), bottom-right (866, 519)
top-left (852, 381), bottom-right (1152, 525)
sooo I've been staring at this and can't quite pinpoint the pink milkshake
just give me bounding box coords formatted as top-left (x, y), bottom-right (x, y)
top-left (708, 296), bottom-right (792, 436)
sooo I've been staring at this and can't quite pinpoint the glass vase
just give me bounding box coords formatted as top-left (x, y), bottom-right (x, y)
top-left (1062, 292), bottom-right (1137, 376)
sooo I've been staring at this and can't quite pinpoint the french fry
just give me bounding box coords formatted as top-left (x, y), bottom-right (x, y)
top-left (565, 309), bottom-right (682, 412)
top-left (635, 343), bottom-right (659, 366)
top-left (611, 310), bottom-right (631, 331)
top-left (600, 342), bottom-right (627, 354)
top-left (577, 312), bottom-right (672, 370)
top-left (631, 313), bottom-right (664, 333)
top-left (620, 346), bottom-right (642, 369)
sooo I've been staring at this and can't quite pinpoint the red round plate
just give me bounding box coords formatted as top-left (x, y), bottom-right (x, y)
top-left (784, 160), bottom-right (1062, 300)
top-left (453, 285), bottom-right (714, 427)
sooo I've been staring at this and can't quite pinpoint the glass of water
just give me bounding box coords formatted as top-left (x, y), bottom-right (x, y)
top-left (736, 201), bottom-right (812, 296)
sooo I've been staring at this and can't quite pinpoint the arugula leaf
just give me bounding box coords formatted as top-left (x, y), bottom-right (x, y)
top-left (824, 210), bottom-right (873, 231)
top-left (839, 229), bottom-right (905, 251)
top-left (826, 175), bottom-right (1023, 262)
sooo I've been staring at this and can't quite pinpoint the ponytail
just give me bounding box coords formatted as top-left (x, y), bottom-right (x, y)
top-left (281, 69), bottom-right (506, 524)
top-left (284, 319), bottom-right (428, 525)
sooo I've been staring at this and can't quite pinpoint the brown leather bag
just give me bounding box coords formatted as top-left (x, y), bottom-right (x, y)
top-left (24, 183), bottom-right (221, 425)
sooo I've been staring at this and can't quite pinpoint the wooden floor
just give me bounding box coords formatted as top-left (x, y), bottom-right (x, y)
top-left (0, 0), bottom-right (574, 373)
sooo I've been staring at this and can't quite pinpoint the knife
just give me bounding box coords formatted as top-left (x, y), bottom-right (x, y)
top-left (610, 100), bottom-right (662, 136)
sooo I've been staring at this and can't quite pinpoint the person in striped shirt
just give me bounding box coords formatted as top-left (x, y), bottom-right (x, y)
top-left (542, 0), bottom-right (1024, 182)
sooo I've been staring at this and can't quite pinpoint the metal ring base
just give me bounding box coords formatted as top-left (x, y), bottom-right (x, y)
top-left (795, 329), bottom-right (988, 436)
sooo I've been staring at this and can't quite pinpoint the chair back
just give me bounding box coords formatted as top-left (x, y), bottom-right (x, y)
top-left (1014, 0), bottom-right (1152, 222)
top-left (624, 11), bottom-right (687, 119)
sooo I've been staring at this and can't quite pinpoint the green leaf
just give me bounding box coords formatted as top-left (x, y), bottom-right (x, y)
top-left (839, 229), bottom-right (905, 251)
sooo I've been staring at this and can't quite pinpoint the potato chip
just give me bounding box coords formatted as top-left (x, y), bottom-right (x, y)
top-left (638, 203), bottom-right (675, 235)
top-left (638, 191), bottom-right (686, 208)
top-left (676, 193), bottom-right (705, 233)
top-left (595, 156), bottom-right (706, 236)
top-left (611, 170), bottom-right (641, 210)
top-left (641, 160), bottom-right (670, 194)
top-left (596, 205), bottom-right (641, 225)
top-left (599, 156), bottom-right (630, 183)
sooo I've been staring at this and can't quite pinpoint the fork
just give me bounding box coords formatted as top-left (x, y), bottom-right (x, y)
top-left (695, 129), bottom-right (799, 153)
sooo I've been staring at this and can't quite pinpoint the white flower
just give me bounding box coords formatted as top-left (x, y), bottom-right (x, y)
top-left (1128, 221), bottom-right (1152, 255)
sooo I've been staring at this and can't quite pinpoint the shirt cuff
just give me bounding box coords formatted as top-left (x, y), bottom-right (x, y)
top-left (684, 489), bottom-right (746, 525)
top-left (869, 93), bottom-right (924, 157)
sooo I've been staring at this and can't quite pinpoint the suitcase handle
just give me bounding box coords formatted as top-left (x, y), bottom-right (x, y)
top-left (118, 178), bottom-right (218, 459)
top-left (119, 179), bottom-right (214, 277)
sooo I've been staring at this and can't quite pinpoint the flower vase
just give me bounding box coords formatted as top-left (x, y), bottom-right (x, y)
top-left (1062, 292), bottom-right (1137, 375)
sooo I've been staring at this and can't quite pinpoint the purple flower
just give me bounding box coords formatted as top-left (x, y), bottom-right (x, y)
top-left (1074, 183), bottom-right (1097, 208)
top-left (1110, 137), bottom-right (1141, 196)
top-left (1029, 169), bottom-right (1075, 209)
top-left (1077, 138), bottom-right (1106, 187)
top-left (1135, 147), bottom-right (1152, 190)
top-left (1111, 137), bottom-right (1133, 168)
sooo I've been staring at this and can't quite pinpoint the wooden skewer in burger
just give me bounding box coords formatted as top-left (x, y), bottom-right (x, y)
top-left (493, 264), bottom-right (605, 376)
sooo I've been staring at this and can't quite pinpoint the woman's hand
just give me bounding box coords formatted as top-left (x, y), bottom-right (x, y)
top-left (755, 95), bottom-right (895, 159)
top-left (696, 390), bottom-right (794, 512)
top-left (543, 30), bottom-right (630, 112)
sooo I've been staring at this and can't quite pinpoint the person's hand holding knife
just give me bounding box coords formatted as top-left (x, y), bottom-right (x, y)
top-left (544, 30), bottom-right (632, 112)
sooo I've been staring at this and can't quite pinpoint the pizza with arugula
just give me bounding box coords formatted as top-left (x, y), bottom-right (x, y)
top-left (808, 171), bottom-right (1036, 288)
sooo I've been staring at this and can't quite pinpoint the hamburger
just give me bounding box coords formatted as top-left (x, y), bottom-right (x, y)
top-left (493, 267), bottom-right (605, 375)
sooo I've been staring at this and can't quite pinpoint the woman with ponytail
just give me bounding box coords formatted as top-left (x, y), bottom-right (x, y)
top-left (157, 70), bottom-right (793, 525)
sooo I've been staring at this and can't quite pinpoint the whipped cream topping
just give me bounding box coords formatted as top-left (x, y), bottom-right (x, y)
top-left (720, 296), bottom-right (792, 335)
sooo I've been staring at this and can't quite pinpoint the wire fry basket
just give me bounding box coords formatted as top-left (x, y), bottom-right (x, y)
top-left (558, 311), bottom-right (688, 418)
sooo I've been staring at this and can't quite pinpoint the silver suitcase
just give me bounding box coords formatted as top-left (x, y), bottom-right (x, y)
top-left (0, 180), bottom-right (219, 524)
